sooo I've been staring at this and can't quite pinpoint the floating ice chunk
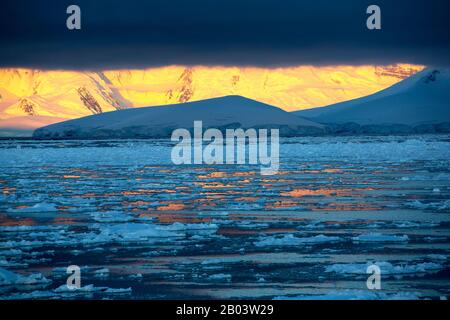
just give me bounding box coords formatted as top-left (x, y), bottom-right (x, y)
top-left (226, 203), bottom-right (262, 210)
top-left (0, 249), bottom-right (22, 256)
top-left (1, 225), bottom-right (50, 232)
top-left (54, 284), bottom-right (131, 294)
top-left (0, 259), bottom-right (10, 267)
top-left (91, 211), bottom-right (132, 223)
top-left (254, 234), bottom-right (342, 247)
top-left (270, 205), bottom-right (307, 211)
top-left (92, 222), bottom-right (219, 243)
top-left (128, 273), bottom-right (143, 280)
top-left (424, 236), bottom-right (447, 242)
top-left (162, 222), bottom-right (218, 232)
top-left (427, 254), bottom-right (447, 260)
top-left (53, 284), bottom-right (97, 293)
top-left (0, 268), bottom-right (51, 286)
top-left (93, 268), bottom-right (110, 279)
top-left (104, 287), bottom-right (132, 294)
top-left (96, 223), bottom-right (184, 242)
top-left (274, 290), bottom-right (420, 300)
top-left (352, 233), bottom-right (409, 242)
top-left (0, 259), bottom-right (27, 268)
top-left (235, 221), bottom-right (269, 229)
top-left (392, 221), bottom-right (438, 228)
top-left (406, 200), bottom-right (450, 211)
top-left (326, 261), bottom-right (442, 275)
top-left (3, 290), bottom-right (57, 300)
top-left (201, 256), bottom-right (244, 265)
top-left (199, 211), bottom-right (229, 217)
top-left (7, 202), bottom-right (58, 213)
top-left (208, 273), bottom-right (232, 282)
top-left (2, 239), bottom-right (43, 248)
top-left (406, 200), bottom-right (428, 209)
top-left (401, 173), bottom-right (450, 181)
top-left (201, 258), bottom-right (227, 265)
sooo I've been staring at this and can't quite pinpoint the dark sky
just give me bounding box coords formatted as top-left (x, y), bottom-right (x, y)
top-left (1, 0), bottom-right (449, 69)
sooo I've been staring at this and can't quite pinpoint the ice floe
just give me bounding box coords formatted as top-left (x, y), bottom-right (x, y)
top-left (407, 200), bottom-right (450, 211)
top-left (274, 290), bottom-right (420, 300)
top-left (54, 284), bottom-right (131, 295)
top-left (207, 273), bottom-right (232, 282)
top-left (91, 211), bottom-right (132, 223)
top-left (0, 268), bottom-right (51, 286)
top-left (254, 234), bottom-right (342, 247)
top-left (7, 202), bottom-right (58, 213)
top-left (326, 261), bottom-right (443, 275)
top-left (352, 233), bottom-right (409, 242)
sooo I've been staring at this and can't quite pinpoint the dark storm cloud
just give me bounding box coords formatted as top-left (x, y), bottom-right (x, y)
top-left (0, 0), bottom-right (449, 69)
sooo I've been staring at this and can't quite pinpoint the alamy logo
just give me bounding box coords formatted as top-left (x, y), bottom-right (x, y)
top-left (366, 5), bottom-right (381, 30)
top-left (66, 265), bottom-right (81, 290)
top-left (366, 264), bottom-right (381, 290)
top-left (66, 5), bottom-right (81, 30)
top-left (171, 121), bottom-right (279, 175)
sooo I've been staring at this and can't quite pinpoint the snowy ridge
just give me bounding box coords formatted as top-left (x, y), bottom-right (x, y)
top-left (33, 95), bottom-right (323, 139)
top-left (294, 68), bottom-right (450, 133)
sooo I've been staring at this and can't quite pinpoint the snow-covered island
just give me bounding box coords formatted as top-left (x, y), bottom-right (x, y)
top-left (33, 95), bottom-right (323, 139)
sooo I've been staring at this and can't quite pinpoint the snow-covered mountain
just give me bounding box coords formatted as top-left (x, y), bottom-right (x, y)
top-left (33, 96), bottom-right (323, 139)
top-left (0, 69), bottom-right (130, 136)
top-left (294, 69), bottom-right (450, 132)
top-left (1, 65), bottom-right (422, 136)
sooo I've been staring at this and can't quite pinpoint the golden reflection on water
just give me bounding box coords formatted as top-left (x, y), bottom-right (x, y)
top-left (280, 188), bottom-right (353, 197)
top-left (53, 217), bottom-right (77, 225)
top-left (265, 200), bottom-right (301, 209)
top-left (197, 172), bottom-right (227, 179)
top-left (56, 205), bottom-right (75, 211)
top-left (156, 203), bottom-right (186, 211)
top-left (139, 212), bottom-right (211, 224)
top-left (122, 200), bottom-right (152, 206)
top-left (281, 187), bottom-right (374, 198)
top-left (2, 186), bottom-right (16, 195)
top-left (0, 215), bottom-right (35, 227)
top-left (193, 182), bottom-right (235, 189)
top-left (231, 172), bottom-right (256, 177)
top-left (235, 197), bottom-right (258, 202)
top-left (322, 169), bottom-right (344, 173)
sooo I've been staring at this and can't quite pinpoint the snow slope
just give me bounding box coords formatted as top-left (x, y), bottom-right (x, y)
top-left (33, 95), bottom-right (323, 138)
top-left (294, 69), bottom-right (450, 126)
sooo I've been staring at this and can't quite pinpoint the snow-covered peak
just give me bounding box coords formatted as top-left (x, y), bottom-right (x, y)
top-left (294, 68), bottom-right (450, 126)
top-left (34, 95), bottom-right (323, 138)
